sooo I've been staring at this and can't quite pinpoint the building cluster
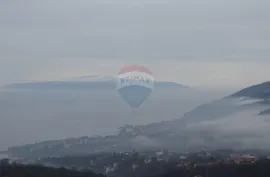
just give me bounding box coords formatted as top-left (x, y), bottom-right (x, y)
top-left (227, 155), bottom-right (257, 164)
top-left (176, 154), bottom-right (260, 169)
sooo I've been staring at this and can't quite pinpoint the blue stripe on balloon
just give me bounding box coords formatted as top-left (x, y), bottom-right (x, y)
top-left (117, 85), bottom-right (152, 108)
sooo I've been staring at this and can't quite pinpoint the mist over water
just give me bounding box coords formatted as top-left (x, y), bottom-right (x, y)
top-left (0, 88), bottom-right (227, 150)
top-left (184, 99), bottom-right (270, 150)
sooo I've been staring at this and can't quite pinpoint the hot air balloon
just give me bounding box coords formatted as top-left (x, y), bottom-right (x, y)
top-left (116, 65), bottom-right (154, 109)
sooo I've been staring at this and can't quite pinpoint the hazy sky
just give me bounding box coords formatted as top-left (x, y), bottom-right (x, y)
top-left (1, 0), bottom-right (270, 89)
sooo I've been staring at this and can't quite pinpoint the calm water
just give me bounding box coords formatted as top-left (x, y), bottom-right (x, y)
top-left (0, 89), bottom-right (226, 150)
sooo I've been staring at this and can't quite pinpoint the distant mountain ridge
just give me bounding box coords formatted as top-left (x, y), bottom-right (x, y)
top-left (230, 81), bottom-right (270, 99)
top-left (176, 81), bottom-right (270, 126)
top-left (3, 75), bottom-right (190, 90)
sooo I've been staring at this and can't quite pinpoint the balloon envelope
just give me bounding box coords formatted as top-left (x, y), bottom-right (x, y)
top-left (118, 85), bottom-right (152, 108)
top-left (116, 65), bottom-right (154, 109)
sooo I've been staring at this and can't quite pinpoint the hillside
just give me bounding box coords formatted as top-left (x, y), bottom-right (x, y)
top-left (36, 150), bottom-right (270, 177)
top-left (0, 159), bottom-right (105, 177)
top-left (231, 81), bottom-right (270, 99)
top-left (175, 81), bottom-right (270, 126)
top-left (4, 150), bottom-right (270, 177)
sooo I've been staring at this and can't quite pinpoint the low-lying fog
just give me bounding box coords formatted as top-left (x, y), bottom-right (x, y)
top-left (0, 88), bottom-right (228, 150)
top-left (185, 102), bottom-right (270, 150)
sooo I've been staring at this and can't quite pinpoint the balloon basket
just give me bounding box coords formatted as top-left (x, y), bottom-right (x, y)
top-left (131, 109), bottom-right (141, 117)
top-left (131, 109), bottom-right (137, 114)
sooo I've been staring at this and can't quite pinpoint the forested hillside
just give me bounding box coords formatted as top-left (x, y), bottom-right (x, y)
top-left (0, 159), bottom-right (105, 177)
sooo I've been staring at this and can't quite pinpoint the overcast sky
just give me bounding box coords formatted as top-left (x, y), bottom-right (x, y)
top-left (1, 0), bottom-right (270, 89)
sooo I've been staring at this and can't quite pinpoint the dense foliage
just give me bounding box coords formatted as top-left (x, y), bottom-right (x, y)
top-left (0, 159), bottom-right (105, 177)
top-left (38, 150), bottom-right (270, 177)
top-left (153, 159), bottom-right (270, 177)
top-left (1, 157), bottom-right (270, 177)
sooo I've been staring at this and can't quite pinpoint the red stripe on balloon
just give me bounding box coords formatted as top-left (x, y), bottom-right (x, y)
top-left (118, 65), bottom-right (152, 75)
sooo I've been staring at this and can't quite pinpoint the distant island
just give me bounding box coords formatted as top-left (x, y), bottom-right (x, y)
top-left (3, 75), bottom-right (190, 91)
